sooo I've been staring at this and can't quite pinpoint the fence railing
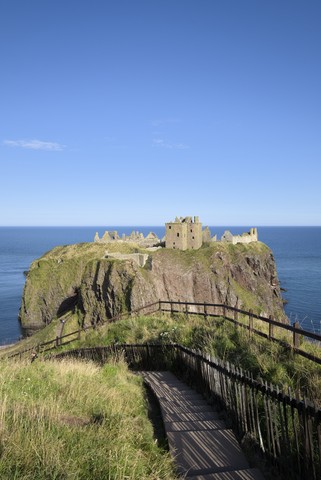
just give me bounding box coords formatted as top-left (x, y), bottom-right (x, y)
top-left (8, 301), bottom-right (160, 359)
top-left (8, 299), bottom-right (321, 365)
top-left (54, 343), bottom-right (321, 480)
top-left (159, 300), bottom-right (321, 365)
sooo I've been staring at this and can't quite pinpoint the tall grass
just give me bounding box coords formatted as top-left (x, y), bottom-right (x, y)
top-left (0, 358), bottom-right (175, 479)
top-left (65, 313), bottom-right (321, 405)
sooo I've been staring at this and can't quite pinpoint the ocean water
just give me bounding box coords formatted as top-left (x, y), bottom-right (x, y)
top-left (0, 226), bottom-right (320, 345)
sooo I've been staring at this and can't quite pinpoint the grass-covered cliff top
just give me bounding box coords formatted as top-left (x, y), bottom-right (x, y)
top-left (33, 240), bottom-right (270, 264)
top-left (33, 241), bottom-right (152, 263)
top-left (19, 237), bottom-right (285, 339)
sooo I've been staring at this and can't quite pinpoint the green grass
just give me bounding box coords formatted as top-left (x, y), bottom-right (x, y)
top-left (1, 309), bottom-right (321, 478)
top-left (4, 306), bottom-right (321, 404)
top-left (50, 312), bottom-right (321, 405)
top-left (0, 357), bottom-right (176, 479)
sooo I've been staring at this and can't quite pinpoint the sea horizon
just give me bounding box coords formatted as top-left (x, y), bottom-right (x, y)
top-left (1, 225), bottom-right (321, 228)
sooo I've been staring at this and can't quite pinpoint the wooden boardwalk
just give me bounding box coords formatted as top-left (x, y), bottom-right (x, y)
top-left (142, 371), bottom-right (265, 480)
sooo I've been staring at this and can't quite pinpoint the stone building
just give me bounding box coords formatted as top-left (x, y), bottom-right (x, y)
top-left (165, 216), bottom-right (203, 250)
top-left (221, 228), bottom-right (258, 245)
top-left (94, 230), bottom-right (161, 248)
top-left (94, 217), bottom-right (258, 252)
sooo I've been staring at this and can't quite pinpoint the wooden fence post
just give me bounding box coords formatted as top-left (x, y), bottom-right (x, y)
top-left (185, 302), bottom-right (188, 320)
top-left (55, 336), bottom-right (59, 348)
top-left (268, 315), bottom-right (274, 340)
top-left (223, 305), bottom-right (226, 317)
top-left (158, 299), bottom-right (161, 312)
top-left (234, 308), bottom-right (238, 325)
top-left (204, 301), bottom-right (207, 321)
top-left (293, 321), bottom-right (301, 349)
top-left (249, 310), bottom-right (253, 337)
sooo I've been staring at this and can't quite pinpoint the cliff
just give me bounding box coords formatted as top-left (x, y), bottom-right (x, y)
top-left (19, 241), bottom-right (287, 333)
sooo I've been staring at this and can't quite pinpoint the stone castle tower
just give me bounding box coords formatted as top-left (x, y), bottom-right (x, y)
top-left (165, 216), bottom-right (203, 250)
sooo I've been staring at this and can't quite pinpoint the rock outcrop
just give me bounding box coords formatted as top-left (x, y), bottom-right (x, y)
top-left (19, 241), bottom-right (287, 334)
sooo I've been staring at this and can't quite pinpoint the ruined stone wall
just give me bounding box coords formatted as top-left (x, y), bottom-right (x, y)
top-left (202, 226), bottom-right (212, 243)
top-left (165, 216), bottom-right (204, 250)
top-left (165, 222), bottom-right (188, 250)
top-left (94, 219), bottom-right (258, 251)
top-left (221, 228), bottom-right (258, 245)
top-left (94, 230), bottom-right (160, 248)
top-left (104, 252), bottom-right (150, 267)
top-left (186, 220), bottom-right (203, 250)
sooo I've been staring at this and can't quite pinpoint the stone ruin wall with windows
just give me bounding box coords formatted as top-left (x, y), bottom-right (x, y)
top-left (165, 217), bottom-right (258, 251)
top-left (165, 216), bottom-right (203, 250)
top-left (93, 217), bottom-right (258, 253)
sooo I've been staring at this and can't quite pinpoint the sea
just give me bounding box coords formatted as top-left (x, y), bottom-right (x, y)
top-left (0, 226), bottom-right (320, 345)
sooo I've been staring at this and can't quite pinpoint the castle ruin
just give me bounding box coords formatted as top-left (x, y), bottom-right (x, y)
top-left (94, 217), bottom-right (258, 252)
top-left (165, 217), bottom-right (258, 250)
top-left (94, 230), bottom-right (161, 249)
top-left (165, 216), bottom-right (203, 250)
top-left (221, 228), bottom-right (258, 245)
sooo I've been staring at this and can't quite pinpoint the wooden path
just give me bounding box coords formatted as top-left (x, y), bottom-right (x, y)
top-left (142, 371), bottom-right (265, 480)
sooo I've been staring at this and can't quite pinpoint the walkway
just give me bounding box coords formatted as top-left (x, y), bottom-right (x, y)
top-left (142, 371), bottom-right (265, 480)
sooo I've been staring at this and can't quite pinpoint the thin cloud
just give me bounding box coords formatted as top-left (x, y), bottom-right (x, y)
top-left (152, 138), bottom-right (189, 149)
top-left (3, 139), bottom-right (65, 151)
top-left (151, 118), bottom-right (180, 127)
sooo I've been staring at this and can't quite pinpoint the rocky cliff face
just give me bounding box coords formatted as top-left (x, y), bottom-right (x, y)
top-left (19, 241), bottom-right (287, 333)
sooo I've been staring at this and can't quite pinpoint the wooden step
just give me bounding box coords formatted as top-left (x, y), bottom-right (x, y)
top-left (167, 428), bottom-right (249, 476)
top-left (142, 371), bottom-right (265, 479)
top-left (186, 467), bottom-right (265, 479)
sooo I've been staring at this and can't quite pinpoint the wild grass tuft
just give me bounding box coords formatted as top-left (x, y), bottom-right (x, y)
top-left (0, 358), bottom-right (175, 479)
top-left (63, 312), bottom-right (321, 405)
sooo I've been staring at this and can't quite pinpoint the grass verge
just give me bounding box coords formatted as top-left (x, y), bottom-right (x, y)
top-left (0, 357), bottom-right (176, 479)
top-left (54, 312), bottom-right (321, 405)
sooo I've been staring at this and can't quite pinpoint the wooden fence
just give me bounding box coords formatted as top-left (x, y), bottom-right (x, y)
top-left (8, 299), bottom-right (321, 365)
top-left (54, 343), bottom-right (321, 480)
top-left (8, 301), bottom-right (160, 359)
top-left (159, 300), bottom-right (321, 365)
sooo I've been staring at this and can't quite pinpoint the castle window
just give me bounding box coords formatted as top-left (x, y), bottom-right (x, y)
top-left (169, 226), bottom-right (171, 229)
top-left (190, 229), bottom-right (193, 233)
top-left (177, 233), bottom-right (179, 237)
top-left (192, 236), bottom-right (195, 239)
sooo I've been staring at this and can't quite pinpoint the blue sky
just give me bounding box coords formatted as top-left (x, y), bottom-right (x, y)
top-left (1, 0), bottom-right (320, 226)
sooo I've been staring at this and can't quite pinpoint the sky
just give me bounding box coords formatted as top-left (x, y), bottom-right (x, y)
top-left (1, 0), bottom-right (320, 226)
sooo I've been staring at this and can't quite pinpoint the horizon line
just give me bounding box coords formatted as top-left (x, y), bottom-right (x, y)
top-left (1, 225), bottom-right (321, 228)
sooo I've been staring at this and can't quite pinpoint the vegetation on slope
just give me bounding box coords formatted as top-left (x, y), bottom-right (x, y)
top-left (20, 240), bottom-right (286, 332)
top-left (0, 357), bottom-right (175, 480)
top-left (4, 305), bottom-right (321, 404)
top-left (55, 312), bottom-right (321, 405)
